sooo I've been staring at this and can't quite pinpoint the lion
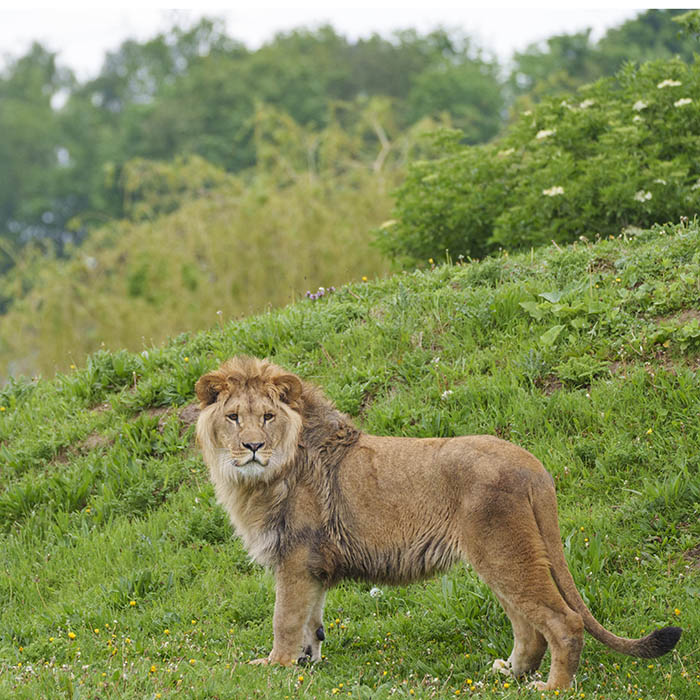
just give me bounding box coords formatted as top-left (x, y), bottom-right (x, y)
top-left (195, 356), bottom-right (681, 691)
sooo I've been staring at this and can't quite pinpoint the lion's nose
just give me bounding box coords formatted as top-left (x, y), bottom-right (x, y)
top-left (242, 441), bottom-right (265, 453)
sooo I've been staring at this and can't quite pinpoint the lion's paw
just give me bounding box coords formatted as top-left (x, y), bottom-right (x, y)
top-left (492, 658), bottom-right (513, 676)
top-left (249, 657), bottom-right (270, 666)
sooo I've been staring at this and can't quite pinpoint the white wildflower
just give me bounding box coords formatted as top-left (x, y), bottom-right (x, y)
top-left (497, 148), bottom-right (515, 158)
top-left (431, 356), bottom-right (440, 365)
top-left (369, 587), bottom-right (383, 598)
top-left (633, 115), bottom-right (643, 123)
top-left (579, 99), bottom-right (595, 109)
top-left (535, 129), bottom-right (556, 140)
top-left (691, 179), bottom-right (700, 191)
top-left (653, 179), bottom-right (667, 185)
top-left (542, 186), bottom-right (565, 197)
top-left (674, 98), bottom-right (692, 107)
top-left (632, 100), bottom-right (648, 111)
top-left (523, 110), bottom-right (532, 116)
top-left (441, 390), bottom-right (454, 400)
top-left (657, 79), bottom-right (682, 88)
top-left (634, 190), bottom-right (652, 202)
top-left (379, 219), bottom-right (397, 229)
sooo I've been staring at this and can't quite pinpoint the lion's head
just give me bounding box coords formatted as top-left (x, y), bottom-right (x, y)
top-left (195, 356), bottom-right (304, 484)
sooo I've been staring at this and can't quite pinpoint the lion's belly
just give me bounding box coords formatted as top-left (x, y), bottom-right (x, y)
top-left (318, 433), bottom-right (548, 585)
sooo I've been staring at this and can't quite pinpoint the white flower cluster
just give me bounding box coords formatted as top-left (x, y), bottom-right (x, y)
top-left (634, 190), bottom-right (652, 202)
top-left (657, 79), bottom-right (682, 88)
top-left (633, 100), bottom-right (648, 111)
top-left (535, 129), bottom-right (556, 140)
top-left (543, 186), bottom-right (564, 197)
top-left (674, 98), bottom-right (693, 108)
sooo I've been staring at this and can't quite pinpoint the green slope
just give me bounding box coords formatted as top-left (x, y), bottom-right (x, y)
top-left (1, 222), bottom-right (698, 699)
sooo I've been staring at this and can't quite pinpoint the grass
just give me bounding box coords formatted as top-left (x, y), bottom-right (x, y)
top-left (1, 220), bottom-right (699, 699)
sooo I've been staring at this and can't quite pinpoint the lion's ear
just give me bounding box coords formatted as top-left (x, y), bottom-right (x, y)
top-left (195, 371), bottom-right (227, 407)
top-left (273, 373), bottom-right (303, 406)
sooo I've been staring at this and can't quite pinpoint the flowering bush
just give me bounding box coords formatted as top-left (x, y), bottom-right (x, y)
top-left (377, 57), bottom-right (700, 262)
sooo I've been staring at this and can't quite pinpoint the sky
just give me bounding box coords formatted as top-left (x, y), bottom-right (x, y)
top-left (0, 4), bottom-right (652, 79)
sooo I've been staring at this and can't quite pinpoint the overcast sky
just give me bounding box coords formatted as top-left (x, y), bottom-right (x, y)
top-left (0, 4), bottom-right (660, 79)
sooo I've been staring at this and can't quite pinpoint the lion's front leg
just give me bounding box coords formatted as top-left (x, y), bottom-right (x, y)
top-left (258, 554), bottom-right (324, 666)
top-left (300, 589), bottom-right (327, 663)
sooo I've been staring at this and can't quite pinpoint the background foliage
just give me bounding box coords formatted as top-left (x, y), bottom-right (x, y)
top-left (377, 57), bottom-right (700, 263)
top-left (0, 9), bottom-right (698, 378)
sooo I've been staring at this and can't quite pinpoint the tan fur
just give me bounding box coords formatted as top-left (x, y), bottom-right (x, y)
top-left (195, 356), bottom-right (681, 690)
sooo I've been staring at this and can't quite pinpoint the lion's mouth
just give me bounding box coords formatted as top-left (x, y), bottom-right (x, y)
top-left (234, 453), bottom-right (270, 467)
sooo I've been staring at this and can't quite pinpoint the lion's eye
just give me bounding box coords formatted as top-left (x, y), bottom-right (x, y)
top-left (226, 413), bottom-right (239, 423)
top-left (263, 413), bottom-right (274, 422)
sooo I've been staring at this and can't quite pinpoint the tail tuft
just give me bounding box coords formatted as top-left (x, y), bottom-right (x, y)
top-left (636, 626), bottom-right (682, 658)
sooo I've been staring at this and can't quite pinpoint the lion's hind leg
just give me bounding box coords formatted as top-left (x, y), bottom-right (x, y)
top-left (492, 593), bottom-right (547, 679)
top-left (463, 506), bottom-right (584, 690)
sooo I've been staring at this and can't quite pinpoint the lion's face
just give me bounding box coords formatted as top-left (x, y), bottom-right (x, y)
top-left (211, 390), bottom-right (297, 480)
top-left (195, 357), bottom-right (303, 484)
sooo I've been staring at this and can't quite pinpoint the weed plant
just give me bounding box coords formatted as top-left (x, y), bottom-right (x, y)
top-left (0, 221), bottom-right (698, 698)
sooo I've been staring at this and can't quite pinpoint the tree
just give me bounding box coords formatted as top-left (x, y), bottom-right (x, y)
top-left (0, 43), bottom-right (74, 270)
top-left (509, 10), bottom-right (699, 104)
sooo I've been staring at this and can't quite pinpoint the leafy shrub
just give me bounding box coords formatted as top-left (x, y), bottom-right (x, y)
top-left (377, 57), bottom-right (700, 263)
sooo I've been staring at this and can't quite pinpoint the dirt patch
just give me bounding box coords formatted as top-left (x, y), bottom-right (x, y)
top-left (536, 374), bottom-right (563, 395)
top-left (656, 309), bottom-right (700, 326)
top-left (178, 403), bottom-right (200, 427)
top-left (684, 543), bottom-right (700, 570)
top-left (154, 403), bottom-right (200, 433)
top-left (81, 432), bottom-right (112, 452)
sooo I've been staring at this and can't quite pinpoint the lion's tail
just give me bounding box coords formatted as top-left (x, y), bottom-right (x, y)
top-left (532, 484), bottom-right (682, 658)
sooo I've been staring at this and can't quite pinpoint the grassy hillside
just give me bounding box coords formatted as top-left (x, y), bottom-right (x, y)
top-left (1, 221), bottom-right (699, 699)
